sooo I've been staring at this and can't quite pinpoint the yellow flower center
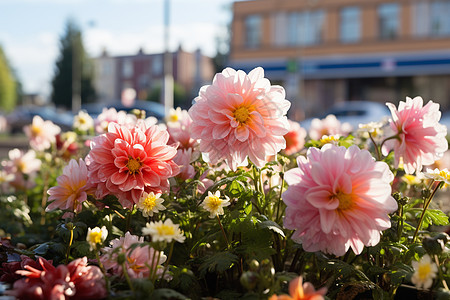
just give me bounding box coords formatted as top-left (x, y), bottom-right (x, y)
top-left (156, 224), bottom-right (175, 236)
top-left (31, 124), bottom-right (41, 136)
top-left (143, 194), bottom-right (157, 211)
top-left (336, 192), bottom-right (354, 211)
top-left (127, 257), bottom-right (144, 272)
top-left (88, 231), bottom-right (103, 244)
top-left (320, 135), bottom-right (339, 144)
top-left (438, 170), bottom-right (450, 181)
top-left (127, 157), bottom-right (142, 174)
top-left (169, 114), bottom-right (179, 122)
top-left (418, 264), bottom-right (432, 280)
top-left (207, 196), bottom-right (221, 211)
top-left (234, 106), bottom-right (250, 123)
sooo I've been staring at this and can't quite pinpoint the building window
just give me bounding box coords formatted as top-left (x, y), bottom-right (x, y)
top-left (340, 6), bottom-right (360, 43)
top-left (378, 3), bottom-right (399, 39)
top-left (245, 14), bottom-right (262, 48)
top-left (273, 12), bottom-right (288, 46)
top-left (431, 1), bottom-right (450, 36)
top-left (287, 11), bottom-right (324, 46)
top-left (152, 55), bottom-right (163, 75)
top-left (413, 1), bottom-right (450, 37)
top-left (122, 59), bottom-right (133, 78)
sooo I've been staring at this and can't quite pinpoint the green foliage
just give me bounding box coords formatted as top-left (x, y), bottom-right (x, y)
top-left (147, 82), bottom-right (189, 108)
top-left (51, 19), bottom-right (96, 109)
top-left (0, 45), bottom-right (18, 112)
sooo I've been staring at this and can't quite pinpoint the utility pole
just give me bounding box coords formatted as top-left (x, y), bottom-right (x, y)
top-left (162, 0), bottom-right (174, 116)
top-left (72, 31), bottom-right (82, 113)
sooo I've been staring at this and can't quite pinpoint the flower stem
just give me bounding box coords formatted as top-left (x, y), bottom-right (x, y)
top-left (95, 249), bottom-right (110, 295)
top-left (161, 242), bottom-right (174, 281)
top-left (122, 261), bottom-right (135, 293)
top-left (275, 170), bottom-right (285, 223)
top-left (217, 215), bottom-right (230, 249)
top-left (65, 226), bottom-right (74, 264)
top-left (434, 254), bottom-right (450, 291)
top-left (368, 132), bottom-right (381, 161)
top-left (412, 181), bottom-right (442, 243)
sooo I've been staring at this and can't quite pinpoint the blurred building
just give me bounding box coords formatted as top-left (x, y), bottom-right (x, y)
top-left (230, 0), bottom-right (450, 120)
top-left (93, 47), bottom-right (214, 107)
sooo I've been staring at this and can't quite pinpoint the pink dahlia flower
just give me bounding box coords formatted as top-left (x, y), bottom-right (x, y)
top-left (101, 232), bottom-right (167, 279)
top-left (9, 256), bottom-right (106, 300)
top-left (308, 114), bottom-right (352, 140)
top-left (189, 67), bottom-right (291, 170)
top-left (283, 120), bottom-right (307, 155)
top-left (385, 96), bottom-right (448, 174)
top-left (24, 115), bottom-right (61, 151)
top-left (47, 158), bottom-right (92, 213)
top-left (94, 107), bottom-right (137, 134)
top-left (282, 144), bottom-right (397, 256)
top-left (87, 121), bottom-right (179, 209)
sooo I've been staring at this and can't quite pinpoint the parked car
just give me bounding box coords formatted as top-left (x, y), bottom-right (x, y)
top-left (82, 100), bottom-right (166, 120)
top-left (300, 101), bottom-right (391, 131)
top-left (7, 106), bottom-right (74, 134)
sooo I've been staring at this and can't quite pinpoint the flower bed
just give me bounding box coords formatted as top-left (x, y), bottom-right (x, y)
top-left (0, 67), bottom-right (449, 299)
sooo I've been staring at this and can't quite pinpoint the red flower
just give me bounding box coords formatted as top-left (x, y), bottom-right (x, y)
top-left (8, 257), bottom-right (106, 300)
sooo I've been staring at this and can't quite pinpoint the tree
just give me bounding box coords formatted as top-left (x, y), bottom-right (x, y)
top-left (51, 19), bottom-right (96, 110)
top-left (0, 45), bottom-right (18, 112)
top-left (147, 83), bottom-right (189, 109)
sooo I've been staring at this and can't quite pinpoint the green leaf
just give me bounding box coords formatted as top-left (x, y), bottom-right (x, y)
top-left (151, 288), bottom-right (187, 300)
top-left (198, 252), bottom-right (238, 277)
top-left (258, 220), bottom-right (285, 238)
top-left (244, 203), bottom-right (252, 215)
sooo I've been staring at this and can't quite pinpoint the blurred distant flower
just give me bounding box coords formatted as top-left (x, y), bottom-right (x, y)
top-left (0, 115), bottom-right (7, 132)
top-left (56, 132), bottom-right (79, 160)
top-left (73, 110), bottom-right (94, 132)
top-left (384, 96), bottom-right (448, 174)
top-left (189, 67), bottom-right (291, 170)
top-left (411, 254), bottom-right (438, 289)
top-left (166, 107), bottom-right (186, 126)
top-left (142, 219), bottom-right (185, 244)
top-left (24, 115), bottom-right (61, 151)
top-left (136, 191), bottom-right (165, 217)
top-left (319, 134), bottom-right (341, 145)
top-left (358, 121), bottom-right (384, 136)
top-left (0, 169), bottom-right (14, 193)
top-left (283, 120), bottom-right (307, 155)
top-left (173, 148), bottom-right (196, 180)
top-left (269, 276), bottom-right (327, 300)
top-left (47, 158), bottom-right (92, 213)
top-left (309, 114), bottom-right (352, 140)
top-left (101, 232), bottom-right (166, 279)
top-left (86, 226), bottom-right (108, 251)
top-left (401, 174), bottom-right (422, 186)
top-left (9, 256), bottom-right (106, 300)
top-left (87, 121), bottom-right (179, 209)
top-left (283, 144), bottom-right (397, 256)
top-left (3, 148), bottom-right (41, 175)
top-left (201, 190), bottom-right (230, 218)
top-left (94, 107), bottom-right (137, 134)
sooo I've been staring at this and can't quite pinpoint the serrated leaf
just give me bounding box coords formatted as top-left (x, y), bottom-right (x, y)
top-left (198, 252), bottom-right (238, 277)
top-left (259, 220), bottom-right (285, 237)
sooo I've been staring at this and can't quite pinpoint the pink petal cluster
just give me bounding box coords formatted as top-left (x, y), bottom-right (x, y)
top-left (308, 114), bottom-right (352, 140)
top-left (9, 256), bottom-right (106, 300)
top-left (0, 255), bottom-right (41, 283)
top-left (269, 276), bottom-right (327, 300)
top-left (189, 67), bottom-right (291, 170)
top-left (282, 144), bottom-right (397, 256)
top-left (1, 148), bottom-right (41, 190)
top-left (385, 96), bottom-right (448, 174)
top-left (87, 121), bottom-right (179, 209)
top-left (167, 108), bottom-right (199, 180)
top-left (47, 158), bottom-right (92, 213)
top-left (101, 232), bottom-right (166, 279)
top-left (283, 120), bottom-right (307, 155)
top-left (24, 116), bottom-right (61, 151)
top-left (94, 107), bottom-right (137, 134)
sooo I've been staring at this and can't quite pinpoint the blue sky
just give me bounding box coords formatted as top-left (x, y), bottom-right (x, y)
top-left (0, 0), bottom-right (234, 96)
